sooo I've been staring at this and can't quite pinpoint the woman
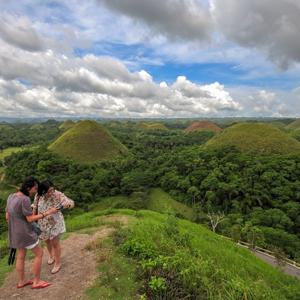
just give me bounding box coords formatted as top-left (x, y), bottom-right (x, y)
top-left (33, 180), bottom-right (74, 274)
top-left (5, 176), bottom-right (58, 289)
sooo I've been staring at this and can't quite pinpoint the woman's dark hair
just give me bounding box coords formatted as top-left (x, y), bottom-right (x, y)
top-left (20, 176), bottom-right (39, 196)
top-left (38, 180), bottom-right (54, 196)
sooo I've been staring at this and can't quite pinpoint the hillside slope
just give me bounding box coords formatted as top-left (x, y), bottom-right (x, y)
top-left (1, 210), bottom-right (300, 299)
top-left (205, 122), bottom-right (300, 154)
top-left (287, 119), bottom-right (300, 131)
top-left (185, 120), bottom-right (222, 133)
top-left (48, 120), bottom-right (128, 163)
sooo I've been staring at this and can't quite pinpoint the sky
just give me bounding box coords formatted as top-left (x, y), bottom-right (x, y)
top-left (0, 0), bottom-right (300, 118)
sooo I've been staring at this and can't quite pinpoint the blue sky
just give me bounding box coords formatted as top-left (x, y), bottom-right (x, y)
top-left (0, 0), bottom-right (299, 118)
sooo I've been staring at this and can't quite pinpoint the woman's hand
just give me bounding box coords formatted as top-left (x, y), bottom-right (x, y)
top-left (47, 207), bottom-right (59, 215)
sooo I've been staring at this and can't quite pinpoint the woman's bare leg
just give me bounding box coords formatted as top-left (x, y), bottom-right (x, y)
top-left (16, 248), bottom-right (27, 286)
top-left (45, 239), bottom-right (54, 263)
top-left (30, 245), bottom-right (44, 286)
top-left (51, 236), bottom-right (61, 271)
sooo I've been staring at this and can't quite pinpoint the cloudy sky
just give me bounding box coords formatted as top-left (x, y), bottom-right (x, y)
top-left (0, 0), bottom-right (300, 118)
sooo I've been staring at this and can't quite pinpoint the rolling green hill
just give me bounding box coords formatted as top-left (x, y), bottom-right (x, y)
top-left (147, 188), bottom-right (194, 220)
top-left (0, 147), bottom-right (24, 161)
top-left (205, 122), bottom-right (300, 154)
top-left (287, 119), bottom-right (300, 131)
top-left (59, 120), bottom-right (75, 131)
top-left (185, 120), bottom-right (222, 133)
top-left (137, 122), bottom-right (168, 130)
top-left (64, 209), bottom-right (300, 299)
top-left (48, 120), bottom-right (128, 163)
top-left (87, 188), bottom-right (194, 221)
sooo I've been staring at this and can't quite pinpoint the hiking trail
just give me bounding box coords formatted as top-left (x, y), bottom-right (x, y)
top-left (0, 215), bottom-right (130, 300)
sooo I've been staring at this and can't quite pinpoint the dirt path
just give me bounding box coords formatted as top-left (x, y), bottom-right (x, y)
top-left (0, 226), bottom-right (115, 300)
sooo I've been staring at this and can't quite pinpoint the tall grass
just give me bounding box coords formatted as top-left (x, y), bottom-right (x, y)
top-left (119, 210), bottom-right (300, 299)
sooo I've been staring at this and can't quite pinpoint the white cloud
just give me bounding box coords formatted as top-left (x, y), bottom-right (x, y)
top-left (0, 41), bottom-right (241, 117)
top-left (211, 0), bottom-right (300, 69)
top-left (0, 13), bottom-right (44, 52)
top-left (98, 0), bottom-right (213, 42)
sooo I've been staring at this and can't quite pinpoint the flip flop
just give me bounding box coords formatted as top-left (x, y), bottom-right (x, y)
top-left (51, 265), bottom-right (61, 274)
top-left (47, 257), bottom-right (55, 265)
top-left (31, 281), bottom-right (51, 289)
top-left (17, 280), bottom-right (33, 288)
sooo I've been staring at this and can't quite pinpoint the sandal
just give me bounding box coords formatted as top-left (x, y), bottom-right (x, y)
top-left (47, 257), bottom-right (55, 265)
top-left (17, 280), bottom-right (33, 288)
top-left (51, 264), bottom-right (61, 274)
top-left (31, 281), bottom-right (51, 289)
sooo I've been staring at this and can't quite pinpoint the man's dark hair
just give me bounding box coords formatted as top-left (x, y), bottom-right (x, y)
top-left (38, 180), bottom-right (54, 196)
top-left (20, 176), bottom-right (39, 196)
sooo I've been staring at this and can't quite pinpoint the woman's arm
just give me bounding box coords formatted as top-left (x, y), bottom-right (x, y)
top-left (5, 212), bottom-right (9, 222)
top-left (32, 194), bottom-right (39, 215)
top-left (56, 191), bottom-right (75, 209)
top-left (26, 207), bottom-right (58, 223)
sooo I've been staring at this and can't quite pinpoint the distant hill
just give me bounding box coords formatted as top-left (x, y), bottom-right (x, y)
top-left (185, 121), bottom-right (222, 133)
top-left (204, 122), bottom-right (300, 154)
top-left (48, 120), bottom-right (128, 163)
top-left (287, 119), bottom-right (300, 131)
top-left (59, 120), bottom-right (75, 131)
top-left (137, 122), bottom-right (168, 130)
top-left (0, 124), bottom-right (13, 131)
top-left (30, 124), bottom-right (44, 130)
top-left (147, 188), bottom-right (194, 220)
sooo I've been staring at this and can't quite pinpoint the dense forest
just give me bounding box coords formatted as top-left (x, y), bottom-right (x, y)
top-left (1, 119), bottom-right (300, 263)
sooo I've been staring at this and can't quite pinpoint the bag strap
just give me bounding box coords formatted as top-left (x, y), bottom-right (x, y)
top-left (35, 196), bottom-right (40, 215)
top-left (8, 248), bottom-right (16, 265)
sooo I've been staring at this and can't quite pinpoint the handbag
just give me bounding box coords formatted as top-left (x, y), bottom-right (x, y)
top-left (32, 195), bottom-right (42, 236)
top-left (32, 221), bottom-right (42, 236)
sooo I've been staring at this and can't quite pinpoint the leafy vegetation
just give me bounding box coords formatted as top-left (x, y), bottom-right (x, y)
top-left (1, 118), bottom-right (300, 297)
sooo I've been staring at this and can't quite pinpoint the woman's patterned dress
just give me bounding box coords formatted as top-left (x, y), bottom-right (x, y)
top-left (33, 190), bottom-right (74, 241)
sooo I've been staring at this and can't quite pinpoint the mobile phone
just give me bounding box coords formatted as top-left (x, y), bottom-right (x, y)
top-left (55, 204), bottom-right (64, 211)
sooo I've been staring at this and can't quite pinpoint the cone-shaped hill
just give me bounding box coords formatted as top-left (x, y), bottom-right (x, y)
top-left (137, 122), bottom-right (168, 130)
top-left (59, 120), bottom-right (75, 131)
top-left (30, 124), bottom-right (44, 130)
top-left (287, 119), bottom-right (300, 131)
top-left (204, 122), bottom-right (300, 154)
top-left (48, 120), bottom-right (128, 163)
top-left (185, 121), bottom-right (222, 133)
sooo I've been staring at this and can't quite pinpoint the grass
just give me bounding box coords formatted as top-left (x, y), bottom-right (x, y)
top-left (185, 120), bottom-right (222, 133)
top-left (119, 210), bottom-right (300, 299)
top-left (48, 120), bottom-right (128, 164)
top-left (80, 189), bottom-right (194, 222)
top-left (65, 208), bottom-right (300, 299)
top-left (147, 188), bottom-right (194, 221)
top-left (65, 208), bottom-right (137, 232)
top-left (85, 238), bottom-right (140, 300)
top-left (205, 122), bottom-right (300, 154)
top-left (287, 119), bottom-right (300, 131)
top-left (0, 147), bottom-right (24, 160)
top-left (1, 206), bottom-right (300, 298)
top-left (0, 256), bottom-right (13, 286)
